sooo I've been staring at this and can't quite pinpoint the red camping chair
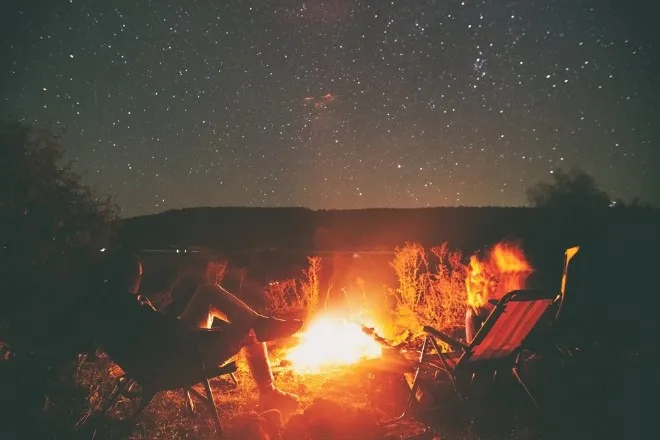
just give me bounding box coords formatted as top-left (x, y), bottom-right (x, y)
top-left (367, 289), bottom-right (557, 425)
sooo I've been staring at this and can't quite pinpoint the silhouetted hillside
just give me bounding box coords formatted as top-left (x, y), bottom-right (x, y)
top-left (116, 207), bottom-right (316, 251)
top-left (116, 206), bottom-right (659, 257)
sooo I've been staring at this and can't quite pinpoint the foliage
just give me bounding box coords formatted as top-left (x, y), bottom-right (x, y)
top-left (388, 242), bottom-right (467, 343)
top-left (300, 256), bottom-right (321, 316)
top-left (0, 120), bottom-right (120, 438)
top-left (526, 168), bottom-right (611, 209)
top-left (390, 241), bottom-right (429, 309)
top-left (265, 256), bottom-right (321, 319)
top-left (265, 278), bottom-right (300, 315)
top-left (429, 243), bottom-right (469, 331)
top-left (0, 120), bottom-right (118, 348)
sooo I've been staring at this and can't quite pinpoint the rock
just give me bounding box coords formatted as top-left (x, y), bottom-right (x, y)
top-left (227, 411), bottom-right (269, 440)
top-left (349, 409), bottom-right (384, 439)
top-left (260, 409), bottom-right (284, 440)
top-left (282, 413), bottom-right (311, 440)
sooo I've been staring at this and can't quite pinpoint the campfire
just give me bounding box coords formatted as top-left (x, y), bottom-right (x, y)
top-left (285, 241), bottom-right (534, 374)
top-left (286, 315), bottom-right (382, 374)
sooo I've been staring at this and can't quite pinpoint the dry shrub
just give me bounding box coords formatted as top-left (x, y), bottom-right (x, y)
top-left (429, 243), bottom-right (467, 332)
top-left (265, 278), bottom-right (300, 315)
top-left (265, 257), bottom-right (321, 320)
top-left (207, 259), bottom-right (228, 285)
top-left (388, 242), bottom-right (467, 343)
top-left (299, 257), bottom-right (321, 317)
top-left (391, 242), bottom-right (430, 310)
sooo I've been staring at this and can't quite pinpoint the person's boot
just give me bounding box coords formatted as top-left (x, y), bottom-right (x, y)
top-left (253, 316), bottom-right (303, 342)
top-left (245, 340), bottom-right (299, 414)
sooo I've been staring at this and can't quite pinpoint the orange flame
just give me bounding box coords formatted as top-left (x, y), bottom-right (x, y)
top-left (466, 242), bottom-right (533, 308)
top-left (286, 315), bottom-right (382, 374)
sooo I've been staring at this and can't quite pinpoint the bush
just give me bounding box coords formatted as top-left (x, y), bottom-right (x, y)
top-left (265, 256), bottom-right (321, 319)
top-left (0, 121), bottom-right (118, 437)
top-left (388, 242), bottom-right (467, 342)
top-left (0, 121), bottom-right (118, 342)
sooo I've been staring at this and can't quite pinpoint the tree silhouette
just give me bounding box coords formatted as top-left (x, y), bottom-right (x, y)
top-left (0, 121), bottom-right (118, 341)
top-left (526, 168), bottom-right (611, 209)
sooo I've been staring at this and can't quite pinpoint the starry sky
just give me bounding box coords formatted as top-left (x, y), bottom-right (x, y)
top-left (2, 0), bottom-right (659, 217)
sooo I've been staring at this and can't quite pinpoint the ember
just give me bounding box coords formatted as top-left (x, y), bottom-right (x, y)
top-left (467, 242), bottom-right (533, 308)
top-left (286, 316), bottom-right (382, 374)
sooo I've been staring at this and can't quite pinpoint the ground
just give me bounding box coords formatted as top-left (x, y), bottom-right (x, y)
top-left (75, 339), bottom-right (432, 440)
top-left (1, 333), bottom-right (641, 440)
top-left (71, 339), bottom-right (593, 440)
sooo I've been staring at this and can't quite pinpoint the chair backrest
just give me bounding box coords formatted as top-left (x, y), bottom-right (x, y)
top-left (555, 246), bottom-right (580, 320)
top-left (463, 290), bottom-right (556, 362)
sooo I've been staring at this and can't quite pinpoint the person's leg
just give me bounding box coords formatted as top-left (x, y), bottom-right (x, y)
top-left (195, 323), bottom-right (299, 413)
top-left (179, 283), bottom-right (259, 327)
top-left (178, 283), bottom-right (303, 341)
top-left (195, 322), bottom-right (253, 367)
top-left (177, 283), bottom-right (300, 411)
top-left (244, 339), bottom-right (299, 413)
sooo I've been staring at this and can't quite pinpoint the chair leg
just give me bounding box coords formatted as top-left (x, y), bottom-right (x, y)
top-left (202, 378), bottom-right (223, 435)
top-left (230, 372), bottom-right (239, 387)
top-left (427, 335), bottom-right (465, 405)
top-left (512, 367), bottom-right (539, 410)
top-left (184, 388), bottom-right (195, 414)
top-left (376, 336), bottom-right (432, 425)
top-left (100, 375), bottom-right (130, 414)
top-left (100, 384), bottom-right (121, 414)
top-left (132, 390), bottom-right (156, 420)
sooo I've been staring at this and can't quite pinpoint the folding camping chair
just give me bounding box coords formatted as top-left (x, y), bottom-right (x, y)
top-left (522, 246), bottom-right (580, 357)
top-left (92, 328), bottom-right (239, 435)
top-left (370, 289), bottom-right (557, 425)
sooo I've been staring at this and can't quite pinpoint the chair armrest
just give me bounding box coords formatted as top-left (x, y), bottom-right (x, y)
top-left (423, 326), bottom-right (469, 351)
top-left (190, 327), bottom-right (225, 343)
top-left (191, 328), bottom-right (226, 333)
top-left (206, 361), bottom-right (238, 378)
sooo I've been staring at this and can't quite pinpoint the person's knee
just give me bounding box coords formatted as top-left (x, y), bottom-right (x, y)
top-left (465, 308), bottom-right (479, 343)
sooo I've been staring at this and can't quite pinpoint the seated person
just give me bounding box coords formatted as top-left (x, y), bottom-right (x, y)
top-left (95, 248), bottom-right (303, 413)
top-left (465, 303), bottom-right (493, 344)
top-left (163, 255), bottom-right (267, 319)
top-left (464, 258), bottom-right (541, 344)
top-left (161, 254), bottom-right (211, 318)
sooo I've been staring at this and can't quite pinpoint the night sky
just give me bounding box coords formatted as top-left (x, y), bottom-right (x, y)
top-left (2, 0), bottom-right (659, 217)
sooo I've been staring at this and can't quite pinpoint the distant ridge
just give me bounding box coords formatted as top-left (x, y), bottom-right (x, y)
top-left (114, 206), bottom-right (659, 257)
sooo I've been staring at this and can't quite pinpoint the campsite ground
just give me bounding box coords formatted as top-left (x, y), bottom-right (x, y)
top-left (0, 238), bottom-right (648, 440)
top-left (69, 336), bottom-right (641, 440)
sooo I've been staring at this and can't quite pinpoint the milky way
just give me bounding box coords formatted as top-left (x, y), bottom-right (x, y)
top-left (2, 0), bottom-right (658, 216)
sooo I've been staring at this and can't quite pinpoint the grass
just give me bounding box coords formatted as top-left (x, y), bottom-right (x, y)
top-left (70, 345), bottom-right (426, 440)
